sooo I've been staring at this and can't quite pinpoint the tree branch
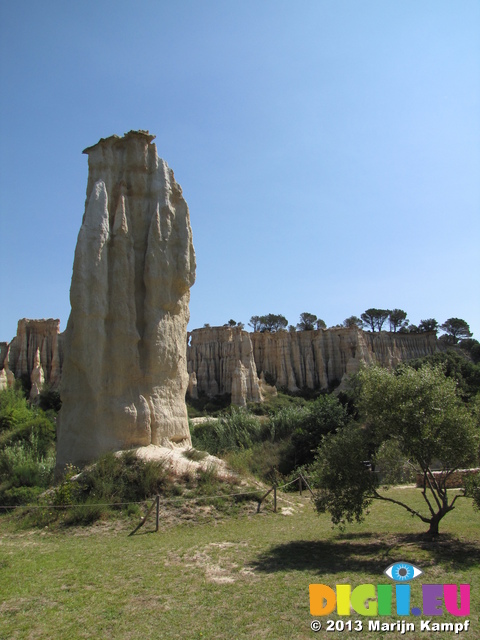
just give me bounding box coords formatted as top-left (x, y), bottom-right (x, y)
top-left (372, 490), bottom-right (431, 524)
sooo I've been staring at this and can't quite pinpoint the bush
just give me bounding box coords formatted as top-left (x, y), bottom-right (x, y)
top-left (465, 473), bottom-right (480, 511)
top-left (224, 440), bottom-right (291, 482)
top-left (186, 392), bottom-right (232, 417)
top-left (247, 391), bottom-right (307, 416)
top-left (0, 388), bottom-right (32, 432)
top-left (191, 409), bottom-right (262, 456)
top-left (0, 388), bottom-right (56, 462)
top-left (77, 451), bottom-right (169, 504)
top-left (37, 385), bottom-right (62, 412)
top-left (0, 485), bottom-right (44, 506)
top-left (266, 405), bottom-right (309, 442)
top-left (406, 350), bottom-right (480, 402)
top-left (0, 433), bottom-right (55, 505)
top-left (183, 448), bottom-right (209, 462)
top-left (62, 499), bottom-right (110, 526)
top-left (283, 394), bottom-right (349, 471)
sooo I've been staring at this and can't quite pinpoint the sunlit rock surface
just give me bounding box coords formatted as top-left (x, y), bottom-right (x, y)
top-left (57, 131), bottom-right (196, 469)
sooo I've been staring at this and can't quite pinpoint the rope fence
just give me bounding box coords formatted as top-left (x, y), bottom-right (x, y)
top-left (0, 473), bottom-right (315, 536)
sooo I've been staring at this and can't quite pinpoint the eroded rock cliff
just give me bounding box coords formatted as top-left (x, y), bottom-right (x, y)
top-left (57, 131), bottom-right (196, 468)
top-left (187, 326), bottom-right (439, 400)
top-left (187, 326), bottom-right (263, 406)
top-left (251, 327), bottom-right (439, 392)
top-left (2, 319), bottom-right (63, 390)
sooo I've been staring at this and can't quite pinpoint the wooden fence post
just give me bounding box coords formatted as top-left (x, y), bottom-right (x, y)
top-left (128, 497), bottom-right (158, 536)
top-left (155, 495), bottom-right (160, 532)
top-left (298, 476), bottom-right (302, 495)
top-left (257, 487), bottom-right (274, 513)
top-left (273, 484), bottom-right (277, 513)
top-left (299, 472), bottom-right (315, 497)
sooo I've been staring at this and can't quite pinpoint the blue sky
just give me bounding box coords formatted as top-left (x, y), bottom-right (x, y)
top-left (1, 0), bottom-right (479, 342)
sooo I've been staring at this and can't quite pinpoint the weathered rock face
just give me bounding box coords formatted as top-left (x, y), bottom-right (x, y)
top-left (0, 343), bottom-right (8, 369)
top-left (29, 348), bottom-right (45, 401)
top-left (251, 327), bottom-right (439, 392)
top-left (2, 319), bottom-right (63, 390)
top-left (187, 327), bottom-right (263, 405)
top-left (57, 131), bottom-right (196, 469)
top-left (187, 326), bottom-right (439, 399)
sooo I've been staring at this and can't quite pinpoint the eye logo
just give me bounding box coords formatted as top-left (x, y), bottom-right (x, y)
top-left (384, 562), bottom-right (422, 582)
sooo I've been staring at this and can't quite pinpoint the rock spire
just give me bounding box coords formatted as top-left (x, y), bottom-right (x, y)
top-left (57, 131), bottom-right (195, 469)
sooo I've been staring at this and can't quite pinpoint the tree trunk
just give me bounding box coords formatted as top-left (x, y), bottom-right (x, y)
top-left (427, 508), bottom-right (450, 536)
top-left (427, 517), bottom-right (440, 536)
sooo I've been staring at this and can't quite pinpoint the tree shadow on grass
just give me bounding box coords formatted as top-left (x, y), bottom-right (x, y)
top-left (251, 532), bottom-right (480, 576)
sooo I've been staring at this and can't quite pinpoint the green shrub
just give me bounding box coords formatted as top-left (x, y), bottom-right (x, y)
top-left (0, 485), bottom-right (44, 506)
top-left (186, 392), bottom-right (232, 417)
top-left (0, 434), bottom-right (55, 505)
top-left (248, 391), bottom-right (307, 416)
top-left (52, 464), bottom-right (83, 506)
top-left (77, 451), bottom-right (169, 504)
top-left (2, 416), bottom-right (55, 457)
top-left (224, 440), bottom-right (290, 483)
top-left (191, 408), bottom-right (262, 456)
top-left (0, 388), bottom-right (32, 432)
top-left (37, 385), bottom-right (62, 412)
top-left (62, 498), bottom-right (111, 526)
top-left (195, 465), bottom-right (222, 495)
top-left (266, 405), bottom-right (309, 442)
top-left (287, 394), bottom-right (349, 470)
top-left (464, 472), bottom-right (480, 511)
top-left (280, 465), bottom-right (313, 492)
top-left (183, 448), bottom-right (209, 462)
top-left (125, 502), bottom-right (142, 518)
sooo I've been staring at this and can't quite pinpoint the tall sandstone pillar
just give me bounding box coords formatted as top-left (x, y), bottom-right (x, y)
top-left (57, 131), bottom-right (196, 469)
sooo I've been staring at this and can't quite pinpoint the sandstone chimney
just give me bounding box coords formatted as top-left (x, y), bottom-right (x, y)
top-left (57, 131), bottom-right (196, 469)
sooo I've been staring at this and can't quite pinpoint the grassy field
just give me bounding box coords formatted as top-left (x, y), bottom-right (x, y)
top-left (0, 487), bottom-right (479, 640)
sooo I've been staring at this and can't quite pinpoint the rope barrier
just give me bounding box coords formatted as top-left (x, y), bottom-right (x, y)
top-left (0, 477), bottom-right (309, 511)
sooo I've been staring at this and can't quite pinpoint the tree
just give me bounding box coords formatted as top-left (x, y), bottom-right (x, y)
top-left (388, 309), bottom-right (408, 333)
top-left (288, 395), bottom-right (349, 469)
top-left (297, 312), bottom-right (318, 331)
top-left (440, 318), bottom-right (473, 344)
top-left (343, 316), bottom-right (364, 329)
top-left (399, 324), bottom-right (415, 334)
top-left (406, 350), bottom-right (480, 402)
top-left (418, 318), bottom-right (438, 334)
top-left (311, 364), bottom-right (479, 535)
top-left (248, 316), bottom-right (262, 332)
top-left (225, 319), bottom-right (244, 329)
top-left (460, 338), bottom-right (480, 365)
top-left (361, 308), bottom-right (390, 332)
top-left (259, 314), bottom-right (288, 332)
top-left (315, 319), bottom-right (326, 330)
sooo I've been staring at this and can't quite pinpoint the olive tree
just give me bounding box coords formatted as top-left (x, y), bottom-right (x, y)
top-left (311, 364), bottom-right (479, 535)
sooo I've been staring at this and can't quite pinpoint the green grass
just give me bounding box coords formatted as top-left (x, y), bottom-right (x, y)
top-left (0, 487), bottom-right (479, 639)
